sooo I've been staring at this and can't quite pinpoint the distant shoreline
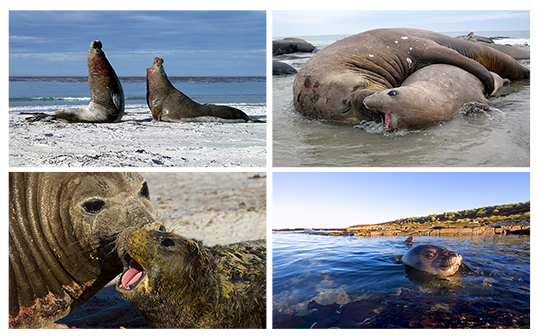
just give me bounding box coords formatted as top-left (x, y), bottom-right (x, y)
top-left (274, 219), bottom-right (530, 237)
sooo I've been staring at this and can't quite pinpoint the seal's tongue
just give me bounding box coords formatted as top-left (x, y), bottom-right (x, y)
top-left (384, 113), bottom-right (391, 129)
top-left (119, 258), bottom-right (143, 290)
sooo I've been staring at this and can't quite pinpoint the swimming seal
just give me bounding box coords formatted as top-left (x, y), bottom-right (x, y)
top-left (24, 41), bottom-right (125, 123)
top-left (401, 244), bottom-right (463, 277)
top-left (363, 64), bottom-right (508, 130)
top-left (9, 172), bottom-right (162, 328)
top-left (116, 229), bottom-right (266, 328)
top-left (146, 57), bottom-right (262, 122)
top-left (293, 28), bottom-right (530, 123)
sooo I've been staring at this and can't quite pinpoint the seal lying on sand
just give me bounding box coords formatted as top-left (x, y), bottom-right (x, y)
top-left (293, 28), bottom-right (530, 123)
top-left (146, 57), bottom-right (262, 123)
top-left (116, 229), bottom-right (266, 328)
top-left (401, 244), bottom-right (463, 277)
top-left (9, 172), bottom-right (162, 328)
top-left (363, 64), bottom-right (508, 130)
top-left (24, 41), bottom-right (124, 123)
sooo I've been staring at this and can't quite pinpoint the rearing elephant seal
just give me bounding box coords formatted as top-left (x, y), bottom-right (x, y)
top-left (116, 229), bottom-right (266, 328)
top-left (401, 245), bottom-right (463, 277)
top-left (363, 64), bottom-right (508, 130)
top-left (9, 172), bottom-right (163, 328)
top-left (293, 28), bottom-right (530, 123)
top-left (146, 57), bottom-right (262, 122)
top-left (25, 41), bottom-right (124, 123)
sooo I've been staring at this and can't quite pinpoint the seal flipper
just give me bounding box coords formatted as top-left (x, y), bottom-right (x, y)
top-left (420, 43), bottom-right (496, 96)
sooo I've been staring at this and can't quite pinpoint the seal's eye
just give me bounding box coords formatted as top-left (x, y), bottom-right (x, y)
top-left (161, 238), bottom-right (175, 247)
top-left (140, 182), bottom-right (150, 199)
top-left (83, 199), bottom-right (105, 213)
top-left (423, 249), bottom-right (436, 259)
top-left (388, 90), bottom-right (398, 97)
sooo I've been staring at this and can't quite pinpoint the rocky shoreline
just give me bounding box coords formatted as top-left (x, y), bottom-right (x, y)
top-left (274, 219), bottom-right (530, 237)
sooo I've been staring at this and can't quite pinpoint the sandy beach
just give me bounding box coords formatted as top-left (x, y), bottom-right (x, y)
top-left (55, 171), bottom-right (266, 328)
top-left (9, 106), bottom-right (266, 168)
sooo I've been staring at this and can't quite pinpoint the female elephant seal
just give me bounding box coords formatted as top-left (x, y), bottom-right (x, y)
top-left (146, 57), bottom-right (262, 122)
top-left (293, 28), bottom-right (530, 123)
top-left (363, 64), bottom-right (508, 130)
top-left (25, 40), bottom-right (124, 123)
top-left (116, 229), bottom-right (266, 328)
top-left (9, 172), bottom-right (162, 328)
top-left (401, 245), bottom-right (463, 277)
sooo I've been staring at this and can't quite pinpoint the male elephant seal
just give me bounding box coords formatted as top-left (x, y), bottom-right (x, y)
top-left (401, 245), bottom-right (463, 277)
top-left (363, 64), bottom-right (508, 130)
top-left (116, 229), bottom-right (266, 328)
top-left (24, 41), bottom-right (124, 123)
top-left (9, 172), bottom-right (162, 328)
top-left (293, 28), bottom-right (530, 123)
top-left (146, 57), bottom-right (262, 122)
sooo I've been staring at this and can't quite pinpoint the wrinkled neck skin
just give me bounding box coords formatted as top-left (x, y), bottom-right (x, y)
top-left (9, 172), bottom-right (161, 328)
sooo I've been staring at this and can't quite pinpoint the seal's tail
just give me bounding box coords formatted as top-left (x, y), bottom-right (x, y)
top-left (20, 112), bottom-right (56, 122)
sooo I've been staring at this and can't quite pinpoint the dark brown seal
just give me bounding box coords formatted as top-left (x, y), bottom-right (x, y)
top-left (293, 28), bottom-right (530, 123)
top-left (24, 41), bottom-right (125, 123)
top-left (9, 172), bottom-right (162, 328)
top-left (146, 57), bottom-right (262, 122)
top-left (273, 37), bottom-right (315, 56)
top-left (363, 64), bottom-right (507, 130)
top-left (116, 229), bottom-right (266, 328)
top-left (401, 245), bottom-right (463, 277)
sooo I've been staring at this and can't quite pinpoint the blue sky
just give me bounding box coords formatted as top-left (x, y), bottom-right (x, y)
top-left (272, 172), bottom-right (530, 229)
top-left (9, 11), bottom-right (266, 76)
top-left (273, 10), bottom-right (530, 37)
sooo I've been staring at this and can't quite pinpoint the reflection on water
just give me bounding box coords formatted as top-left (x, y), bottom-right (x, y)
top-left (273, 233), bottom-right (530, 328)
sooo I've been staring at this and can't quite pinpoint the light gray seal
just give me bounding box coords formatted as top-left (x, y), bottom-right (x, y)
top-left (401, 244), bottom-right (463, 277)
top-left (24, 41), bottom-right (124, 123)
top-left (363, 64), bottom-right (508, 130)
top-left (9, 172), bottom-right (162, 328)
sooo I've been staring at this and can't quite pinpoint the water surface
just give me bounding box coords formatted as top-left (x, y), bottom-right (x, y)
top-left (273, 232), bottom-right (530, 328)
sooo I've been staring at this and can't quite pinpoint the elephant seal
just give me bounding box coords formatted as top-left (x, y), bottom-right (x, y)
top-left (273, 37), bottom-right (315, 56)
top-left (401, 244), bottom-right (463, 277)
top-left (363, 64), bottom-right (508, 130)
top-left (146, 57), bottom-right (262, 123)
top-left (273, 60), bottom-right (298, 75)
top-left (24, 41), bottom-right (124, 123)
top-left (116, 229), bottom-right (266, 328)
top-left (457, 32), bottom-right (530, 60)
top-left (9, 172), bottom-right (162, 328)
top-left (293, 28), bottom-right (530, 123)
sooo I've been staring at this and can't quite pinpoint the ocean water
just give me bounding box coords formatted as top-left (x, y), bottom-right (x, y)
top-left (9, 76), bottom-right (266, 114)
top-left (272, 31), bottom-right (530, 167)
top-left (273, 232), bottom-right (530, 328)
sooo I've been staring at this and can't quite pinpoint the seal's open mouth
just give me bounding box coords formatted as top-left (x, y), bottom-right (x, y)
top-left (383, 113), bottom-right (391, 129)
top-left (119, 256), bottom-right (144, 290)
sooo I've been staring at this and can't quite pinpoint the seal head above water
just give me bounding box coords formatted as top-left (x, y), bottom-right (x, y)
top-left (116, 229), bottom-right (266, 328)
top-left (401, 244), bottom-right (463, 277)
top-left (9, 172), bottom-right (162, 328)
top-left (25, 41), bottom-right (125, 123)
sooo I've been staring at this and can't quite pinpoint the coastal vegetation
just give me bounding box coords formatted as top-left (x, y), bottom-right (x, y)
top-left (274, 201), bottom-right (530, 237)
